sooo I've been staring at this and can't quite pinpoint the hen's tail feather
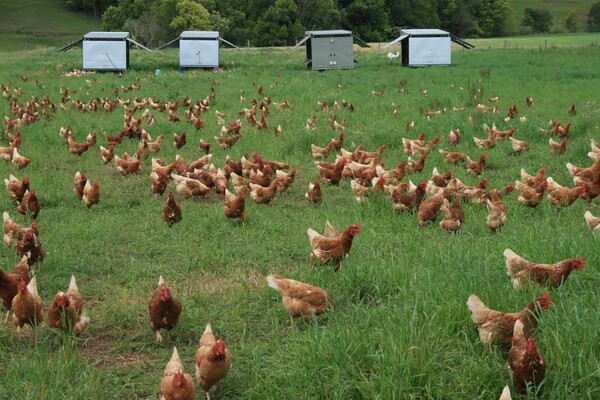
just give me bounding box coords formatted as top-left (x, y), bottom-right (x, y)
top-left (163, 346), bottom-right (184, 376)
top-left (566, 162), bottom-right (575, 176)
top-left (466, 294), bottom-right (490, 325)
top-left (513, 319), bottom-right (524, 338)
top-left (499, 385), bottom-right (512, 400)
top-left (266, 275), bottom-right (280, 292)
top-left (307, 228), bottom-right (320, 242)
top-left (74, 314), bottom-right (90, 337)
top-left (503, 248), bottom-right (520, 275)
top-left (200, 323), bottom-right (215, 346)
top-left (69, 275), bottom-right (78, 291)
top-left (584, 210), bottom-right (594, 224)
top-left (27, 276), bottom-right (39, 296)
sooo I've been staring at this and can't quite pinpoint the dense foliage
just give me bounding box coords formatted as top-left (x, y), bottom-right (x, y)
top-left (61, 0), bottom-right (118, 17)
top-left (522, 8), bottom-right (553, 34)
top-left (565, 11), bottom-right (579, 33)
top-left (589, 1), bottom-right (600, 31)
top-left (91, 0), bottom-right (519, 47)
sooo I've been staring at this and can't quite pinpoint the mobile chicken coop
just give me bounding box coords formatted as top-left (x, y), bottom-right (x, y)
top-left (381, 29), bottom-right (474, 67)
top-left (58, 32), bottom-right (152, 71)
top-left (294, 30), bottom-right (370, 70)
top-left (156, 31), bottom-right (241, 68)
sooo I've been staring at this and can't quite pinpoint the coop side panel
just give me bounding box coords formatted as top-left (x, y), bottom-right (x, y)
top-left (83, 40), bottom-right (127, 71)
top-left (334, 35), bottom-right (354, 69)
top-left (180, 39), bottom-right (219, 68)
top-left (310, 37), bottom-right (329, 69)
top-left (408, 36), bottom-right (451, 66)
top-left (311, 35), bottom-right (354, 70)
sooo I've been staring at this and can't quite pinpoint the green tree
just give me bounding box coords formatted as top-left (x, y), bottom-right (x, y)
top-left (102, 3), bottom-right (132, 30)
top-left (101, 0), bottom-right (154, 31)
top-left (199, 0), bottom-right (217, 11)
top-left (210, 11), bottom-right (231, 34)
top-left (523, 8), bottom-right (552, 33)
top-left (345, 0), bottom-right (390, 42)
top-left (63, 0), bottom-right (118, 17)
top-left (565, 11), bottom-right (578, 33)
top-left (589, 1), bottom-right (600, 32)
top-left (386, 0), bottom-right (439, 30)
top-left (156, 0), bottom-right (180, 39)
top-left (210, 0), bottom-right (256, 44)
top-left (124, 10), bottom-right (162, 47)
top-left (256, 0), bottom-right (304, 46)
top-left (297, 0), bottom-right (341, 30)
top-left (222, 9), bottom-right (256, 46)
top-left (438, 0), bottom-right (481, 37)
top-left (170, 0), bottom-right (212, 33)
top-left (247, 0), bottom-right (276, 22)
top-left (477, 0), bottom-right (514, 37)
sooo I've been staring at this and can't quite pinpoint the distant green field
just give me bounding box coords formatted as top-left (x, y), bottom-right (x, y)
top-left (507, 0), bottom-right (596, 32)
top-left (0, 0), bottom-right (101, 52)
top-left (466, 32), bottom-right (600, 49)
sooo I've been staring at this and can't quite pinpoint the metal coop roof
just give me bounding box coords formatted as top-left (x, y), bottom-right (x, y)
top-left (83, 32), bottom-right (130, 39)
top-left (380, 28), bottom-right (474, 51)
top-left (180, 31), bottom-right (219, 39)
top-left (294, 30), bottom-right (370, 49)
top-left (58, 32), bottom-right (152, 52)
top-left (156, 31), bottom-right (241, 51)
top-left (307, 30), bottom-right (352, 36)
top-left (401, 29), bottom-right (449, 36)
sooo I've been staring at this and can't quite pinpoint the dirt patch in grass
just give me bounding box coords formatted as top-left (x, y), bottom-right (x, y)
top-left (180, 268), bottom-right (265, 298)
top-left (81, 332), bottom-right (157, 368)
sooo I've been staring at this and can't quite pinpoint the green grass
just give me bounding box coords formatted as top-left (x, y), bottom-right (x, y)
top-left (466, 32), bottom-right (600, 49)
top-left (0, 0), bottom-right (101, 52)
top-left (0, 43), bottom-right (600, 399)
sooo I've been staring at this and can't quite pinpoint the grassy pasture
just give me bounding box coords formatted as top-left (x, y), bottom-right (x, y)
top-left (464, 32), bottom-right (600, 49)
top-left (0, 43), bottom-right (599, 399)
top-left (0, 0), bottom-right (101, 52)
top-left (507, 0), bottom-right (597, 31)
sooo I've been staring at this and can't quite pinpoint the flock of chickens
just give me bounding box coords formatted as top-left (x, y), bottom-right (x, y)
top-left (1, 64), bottom-right (599, 399)
top-left (305, 96), bottom-right (596, 397)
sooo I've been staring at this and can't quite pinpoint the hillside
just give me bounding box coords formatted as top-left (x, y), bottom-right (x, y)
top-left (507, 0), bottom-right (596, 32)
top-left (0, 0), bottom-right (101, 52)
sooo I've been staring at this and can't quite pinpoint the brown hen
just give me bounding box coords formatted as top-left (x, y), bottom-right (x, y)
top-left (149, 276), bottom-right (182, 344)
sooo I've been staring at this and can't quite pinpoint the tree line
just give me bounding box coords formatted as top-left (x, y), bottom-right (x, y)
top-left (62, 0), bottom-right (600, 48)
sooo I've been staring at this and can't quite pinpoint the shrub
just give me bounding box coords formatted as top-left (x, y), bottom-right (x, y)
top-left (522, 8), bottom-right (553, 33)
top-left (589, 1), bottom-right (600, 32)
